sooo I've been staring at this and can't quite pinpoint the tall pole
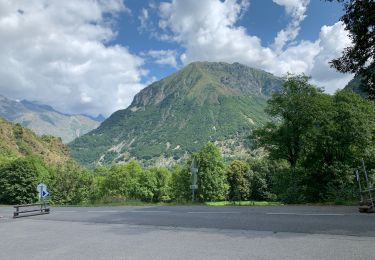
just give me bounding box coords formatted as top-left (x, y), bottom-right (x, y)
top-left (362, 159), bottom-right (374, 207)
top-left (190, 157), bottom-right (198, 203)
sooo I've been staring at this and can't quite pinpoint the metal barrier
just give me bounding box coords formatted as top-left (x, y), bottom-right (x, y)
top-left (13, 203), bottom-right (50, 218)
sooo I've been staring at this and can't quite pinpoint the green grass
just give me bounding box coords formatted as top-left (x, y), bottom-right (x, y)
top-left (2, 200), bottom-right (358, 207)
top-left (205, 201), bottom-right (283, 206)
top-left (49, 200), bottom-right (284, 207)
top-left (304, 200), bottom-right (359, 206)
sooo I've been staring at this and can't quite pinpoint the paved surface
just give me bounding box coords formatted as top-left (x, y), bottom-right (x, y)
top-left (0, 205), bottom-right (374, 259)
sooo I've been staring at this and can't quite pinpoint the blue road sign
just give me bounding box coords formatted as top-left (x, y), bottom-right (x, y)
top-left (37, 183), bottom-right (49, 199)
top-left (42, 190), bottom-right (49, 198)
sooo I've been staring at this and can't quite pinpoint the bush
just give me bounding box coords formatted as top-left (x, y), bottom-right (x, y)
top-left (0, 157), bottom-right (39, 204)
top-left (149, 167), bottom-right (172, 202)
top-left (272, 167), bottom-right (306, 203)
top-left (170, 165), bottom-right (191, 202)
top-left (47, 162), bottom-right (93, 205)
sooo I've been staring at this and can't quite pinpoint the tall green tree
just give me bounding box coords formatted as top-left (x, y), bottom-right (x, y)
top-left (252, 74), bottom-right (375, 202)
top-left (327, 0), bottom-right (374, 97)
top-left (302, 90), bottom-right (375, 201)
top-left (227, 160), bottom-right (251, 201)
top-left (252, 75), bottom-right (325, 168)
top-left (195, 142), bottom-right (228, 202)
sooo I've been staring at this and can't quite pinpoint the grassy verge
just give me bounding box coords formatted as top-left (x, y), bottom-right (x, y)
top-left (205, 201), bottom-right (283, 206)
top-left (304, 201), bottom-right (358, 206)
top-left (2, 200), bottom-right (356, 207)
top-left (56, 200), bottom-right (284, 207)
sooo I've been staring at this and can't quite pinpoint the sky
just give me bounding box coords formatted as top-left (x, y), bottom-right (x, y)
top-left (0, 0), bottom-right (353, 117)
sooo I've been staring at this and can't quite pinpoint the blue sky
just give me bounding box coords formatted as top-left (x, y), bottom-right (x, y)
top-left (113, 0), bottom-right (345, 83)
top-left (0, 0), bottom-right (352, 116)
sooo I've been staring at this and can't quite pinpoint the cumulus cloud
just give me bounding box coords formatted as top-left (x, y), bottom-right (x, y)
top-left (310, 22), bottom-right (353, 93)
top-left (158, 0), bottom-right (274, 68)
top-left (0, 0), bottom-right (145, 116)
top-left (142, 49), bottom-right (178, 67)
top-left (272, 0), bottom-right (310, 51)
top-left (157, 0), bottom-right (353, 91)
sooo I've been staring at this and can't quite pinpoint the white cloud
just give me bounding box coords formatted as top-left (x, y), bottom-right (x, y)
top-left (143, 49), bottom-right (178, 67)
top-left (138, 8), bottom-right (149, 32)
top-left (158, 0), bottom-right (274, 68)
top-left (0, 0), bottom-right (145, 117)
top-left (310, 22), bottom-right (353, 93)
top-left (157, 0), bottom-right (353, 91)
top-left (272, 0), bottom-right (310, 51)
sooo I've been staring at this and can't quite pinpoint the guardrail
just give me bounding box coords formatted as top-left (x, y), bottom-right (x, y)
top-left (13, 202), bottom-right (50, 218)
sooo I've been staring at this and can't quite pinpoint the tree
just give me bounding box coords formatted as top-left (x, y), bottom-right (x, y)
top-left (248, 159), bottom-right (279, 201)
top-left (0, 157), bottom-right (39, 204)
top-left (301, 90), bottom-right (375, 201)
top-left (195, 143), bottom-right (228, 202)
top-left (327, 0), bottom-right (375, 97)
top-left (251, 74), bottom-right (375, 202)
top-left (227, 160), bottom-right (251, 201)
top-left (252, 75), bottom-right (325, 168)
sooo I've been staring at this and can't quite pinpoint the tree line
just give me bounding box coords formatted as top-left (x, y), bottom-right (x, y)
top-left (252, 75), bottom-right (375, 203)
top-left (0, 143), bottom-right (282, 205)
top-left (1, 75), bottom-right (374, 205)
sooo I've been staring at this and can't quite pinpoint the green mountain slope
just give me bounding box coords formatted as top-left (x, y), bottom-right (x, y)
top-left (0, 118), bottom-right (71, 164)
top-left (0, 96), bottom-right (101, 143)
top-left (344, 64), bottom-right (375, 98)
top-left (69, 62), bottom-right (283, 166)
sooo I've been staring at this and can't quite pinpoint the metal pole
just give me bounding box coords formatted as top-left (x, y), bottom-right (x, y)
top-left (192, 189), bottom-right (195, 203)
top-left (356, 170), bottom-right (362, 194)
top-left (362, 159), bottom-right (374, 207)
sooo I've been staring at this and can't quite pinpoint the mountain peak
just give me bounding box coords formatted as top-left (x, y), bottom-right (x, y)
top-left (20, 100), bottom-right (58, 114)
top-left (70, 62), bottom-right (284, 167)
top-left (130, 61), bottom-right (282, 108)
top-left (0, 94), bottom-right (100, 143)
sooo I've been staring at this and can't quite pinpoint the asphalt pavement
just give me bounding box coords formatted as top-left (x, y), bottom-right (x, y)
top-left (0, 205), bottom-right (374, 259)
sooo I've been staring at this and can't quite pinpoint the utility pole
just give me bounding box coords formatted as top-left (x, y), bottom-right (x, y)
top-left (190, 157), bottom-right (198, 203)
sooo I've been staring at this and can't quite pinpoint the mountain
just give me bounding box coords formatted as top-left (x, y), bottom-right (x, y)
top-left (344, 65), bottom-right (375, 98)
top-left (83, 114), bottom-right (106, 122)
top-left (0, 95), bottom-right (100, 143)
top-left (69, 62), bottom-right (284, 167)
top-left (0, 118), bottom-right (70, 164)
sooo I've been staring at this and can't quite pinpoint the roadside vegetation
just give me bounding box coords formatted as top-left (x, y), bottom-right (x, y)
top-left (1, 79), bottom-right (374, 206)
top-left (1, 76), bottom-right (375, 206)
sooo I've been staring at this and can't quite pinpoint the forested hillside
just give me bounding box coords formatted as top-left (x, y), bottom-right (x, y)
top-left (0, 118), bottom-right (70, 164)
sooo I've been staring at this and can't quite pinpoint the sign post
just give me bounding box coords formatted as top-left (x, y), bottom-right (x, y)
top-left (190, 158), bottom-right (198, 202)
top-left (37, 183), bottom-right (49, 202)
